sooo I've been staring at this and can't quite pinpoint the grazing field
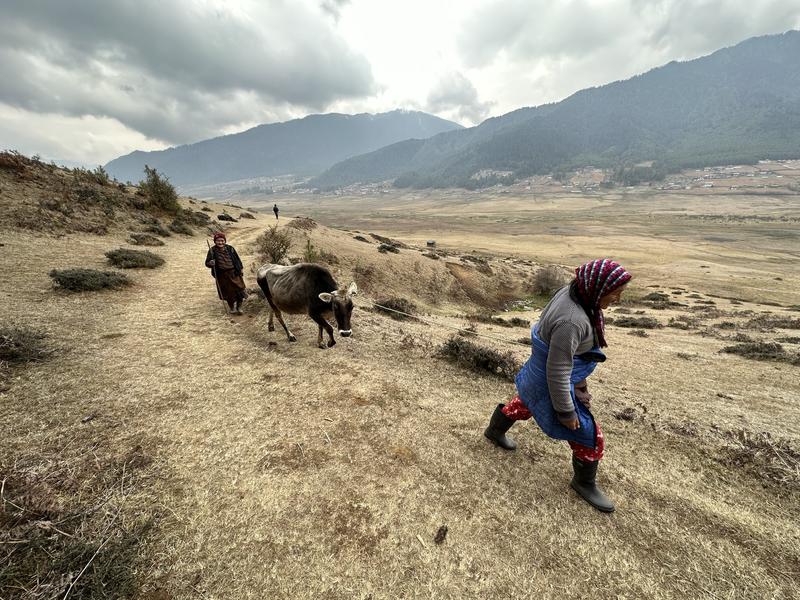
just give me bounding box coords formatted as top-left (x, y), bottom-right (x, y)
top-left (2, 180), bottom-right (799, 598)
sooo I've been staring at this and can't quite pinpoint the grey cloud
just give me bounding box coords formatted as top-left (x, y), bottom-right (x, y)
top-left (458, 0), bottom-right (800, 70)
top-left (320, 0), bottom-right (351, 20)
top-left (427, 72), bottom-right (493, 125)
top-left (0, 1), bottom-right (375, 145)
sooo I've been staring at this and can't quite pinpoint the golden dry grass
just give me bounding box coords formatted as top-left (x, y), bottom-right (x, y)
top-left (1, 188), bottom-right (799, 598)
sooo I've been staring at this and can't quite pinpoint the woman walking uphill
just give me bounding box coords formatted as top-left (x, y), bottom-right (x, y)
top-left (205, 232), bottom-right (248, 314)
top-left (484, 259), bottom-right (632, 512)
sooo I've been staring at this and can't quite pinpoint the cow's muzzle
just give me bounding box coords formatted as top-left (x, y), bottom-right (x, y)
top-left (339, 329), bottom-right (352, 337)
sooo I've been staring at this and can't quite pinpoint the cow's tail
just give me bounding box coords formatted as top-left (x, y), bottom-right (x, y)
top-left (257, 271), bottom-right (279, 311)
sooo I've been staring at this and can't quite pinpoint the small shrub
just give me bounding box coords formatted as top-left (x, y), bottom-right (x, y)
top-left (129, 233), bottom-right (165, 246)
top-left (145, 223), bottom-right (171, 237)
top-left (422, 251), bottom-right (439, 260)
top-left (302, 239), bottom-right (319, 263)
top-left (168, 219), bottom-right (194, 236)
top-left (105, 248), bottom-right (165, 269)
top-left (201, 206), bottom-right (213, 212)
top-left (613, 316), bottom-right (660, 329)
top-left (720, 342), bottom-right (799, 365)
top-left (777, 336), bottom-right (800, 344)
top-left (180, 209), bottom-right (211, 225)
top-left (369, 233), bottom-right (406, 247)
top-left (375, 297), bottom-right (417, 320)
top-left (353, 235), bottom-right (370, 243)
top-left (532, 265), bottom-right (567, 295)
top-left (239, 212), bottom-right (256, 219)
top-left (746, 315), bottom-right (800, 330)
top-left (0, 326), bottom-right (49, 363)
top-left (436, 336), bottom-right (521, 382)
top-left (50, 268), bottom-right (131, 292)
top-left (643, 292), bottom-right (670, 302)
top-left (378, 243), bottom-right (399, 254)
top-left (668, 316), bottom-right (700, 330)
top-left (138, 165), bottom-right (180, 214)
top-left (255, 225), bottom-right (292, 263)
top-left (715, 321), bottom-right (737, 330)
top-left (352, 261), bottom-right (377, 292)
top-left (218, 213), bottom-right (237, 222)
top-left (287, 217), bottom-right (317, 230)
top-left (629, 329), bottom-right (649, 337)
top-left (517, 336), bottom-right (532, 345)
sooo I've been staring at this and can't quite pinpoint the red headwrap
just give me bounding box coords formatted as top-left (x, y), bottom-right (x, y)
top-left (574, 259), bottom-right (632, 347)
top-left (213, 232), bottom-right (226, 242)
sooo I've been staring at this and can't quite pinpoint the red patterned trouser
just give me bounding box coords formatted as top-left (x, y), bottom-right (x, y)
top-left (501, 394), bottom-right (605, 462)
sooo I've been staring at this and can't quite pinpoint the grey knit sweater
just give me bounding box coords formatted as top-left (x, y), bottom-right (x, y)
top-left (537, 285), bottom-right (595, 422)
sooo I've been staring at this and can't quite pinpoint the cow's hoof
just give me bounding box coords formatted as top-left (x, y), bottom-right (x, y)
top-left (268, 325), bottom-right (275, 332)
top-left (327, 339), bottom-right (336, 348)
top-left (288, 334), bottom-right (297, 342)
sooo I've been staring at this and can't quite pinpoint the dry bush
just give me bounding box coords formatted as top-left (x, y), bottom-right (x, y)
top-left (351, 260), bottom-right (378, 293)
top-left (353, 235), bottom-right (370, 243)
top-left (532, 265), bottom-right (567, 295)
top-left (0, 443), bottom-right (157, 598)
top-left (145, 223), bottom-right (171, 237)
top-left (720, 341), bottom-right (800, 365)
top-left (168, 219), bottom-right (194, 236)
top-left (201, 206), bottom-right (213, 212)
top-left (436, 336), bottom-right (521, 382)
top-left (255, 225), bottom-right (292, 263)
top-left (128, 233), bottom-right (165, 246)
top-left (50, 268), bottom-right (131, 292)
top-left (667, 316), bottom-right (700, 330)
top-left (105, 248), bottom-right (165, 269)
top-left (721, 430), bottom-right (800, 489)
top-left (375, 297), bottom-right (417, 320)
top-left (628, 329), bottom-right (649, 337)
top-left (287, 217), bottom-right (317, 231)
top-left (239, 212), bottom-right (256, 219)
top-left (180, 209), bottom-right (211, 226)
top-left (643, 291), bottom-right (670, 301)
top-left (466, 314), bottom-right (528, 328)
top-left (0, 326), bottom-right (49, 363)
top-left (369, 233), bottom-right (407, 248)
top-left (613, 316), bottom-right (661, 329)
top-left (745, 314), bottom-right (800, 330)
top-left (422, 251), bottom-right (439, 260)
top-left (217, 213), bottom-right (237, 222)
top-left (377, 243), bottom-right (399, 254)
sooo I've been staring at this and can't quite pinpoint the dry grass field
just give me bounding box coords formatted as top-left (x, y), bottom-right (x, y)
top-left (2, 163), bottom-right (799, 599)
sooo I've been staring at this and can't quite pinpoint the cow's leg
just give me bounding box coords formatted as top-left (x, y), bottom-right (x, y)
top-left (268, 309), bottom-right (275, 332)
top-left (310, 313), bottom-right (335, 348)
top-left (317, 323), bottom-right (324, 349)
top-left (273, 308), bottom-right (296, 342)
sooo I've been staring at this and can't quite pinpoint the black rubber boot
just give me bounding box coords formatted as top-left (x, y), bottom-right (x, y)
top-left (484, 404), bottom-right (517, 450)
top-left (570, 456), bottom-right (615, 513)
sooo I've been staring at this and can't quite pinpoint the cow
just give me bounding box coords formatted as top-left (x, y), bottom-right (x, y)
top-left (256, 263), bottom-right (357, 348)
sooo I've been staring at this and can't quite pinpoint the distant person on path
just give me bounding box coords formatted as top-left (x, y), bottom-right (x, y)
top-left (483, 258), bottom-right (632, 512)
top-left (205, 232), bottom-right (247, 314)
top-left (273, 203), bottom-right (279, 220)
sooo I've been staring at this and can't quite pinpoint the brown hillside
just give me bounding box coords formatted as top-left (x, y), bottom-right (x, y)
top-left (1, 165), bottom-right (798, 598)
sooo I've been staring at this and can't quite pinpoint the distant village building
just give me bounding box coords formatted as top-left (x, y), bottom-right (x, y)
top-left (426, 240), bottom-right (436, 248)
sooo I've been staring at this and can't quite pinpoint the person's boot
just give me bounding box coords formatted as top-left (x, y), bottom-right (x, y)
top-left (234, 301), bottom-right (243, 315)
top-left (570, 456), bottom-right (615, 513)
top-left (484, 404), bottom-right (517, 450)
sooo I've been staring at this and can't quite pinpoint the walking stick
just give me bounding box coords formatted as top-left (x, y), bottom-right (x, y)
top-left (206, 238), bottom-right (228, 315)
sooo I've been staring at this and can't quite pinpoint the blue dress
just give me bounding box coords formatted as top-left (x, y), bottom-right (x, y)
top-left (514, 324), bottom-right (605, 448)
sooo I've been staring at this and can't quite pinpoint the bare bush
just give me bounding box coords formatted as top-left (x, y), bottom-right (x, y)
top-left (255, 225), bottom-right (293, 264)
top-left (532, 265), bottom-right (567, 295)
top-left (168, 219), bottom-right (194, 236)
top-left (287, 217), bottom-right (317, 231)
top-left (128, 233), bottom-right (165, 246)
top-left (375, 297), bottom-right (417, 320)
top-left (613, 316), bottom-right (661, 329)
top-left (436, 336), bottom-right (521, 382)
top-left (720, 342), bottom-right (799, 365)
top-left (0, 326), bottom-right (49, 363)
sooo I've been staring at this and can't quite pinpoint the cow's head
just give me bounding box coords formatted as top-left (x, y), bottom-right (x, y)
top-left (319, 282), bottom-right (358, 337)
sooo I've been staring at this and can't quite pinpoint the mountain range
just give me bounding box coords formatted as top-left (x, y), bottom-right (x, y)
top-left (312, 30), bottom-right (800, 189)
top-left (104, 110), bottom-right (462, 186)
top-left (106, 31), bottom-right (800, 191)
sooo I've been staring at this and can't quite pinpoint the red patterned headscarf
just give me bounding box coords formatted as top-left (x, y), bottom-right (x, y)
top-left (574, 259), bottom-right (632, 347)
top-left (213, 232), bottom-right (226, 242)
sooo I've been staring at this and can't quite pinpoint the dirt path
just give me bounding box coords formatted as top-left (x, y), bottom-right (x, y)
top-left (2, 218), bottom-right (799, 599)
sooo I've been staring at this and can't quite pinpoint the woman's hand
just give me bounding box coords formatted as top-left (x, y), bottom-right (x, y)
top-left (575, 386), bottom-right (592, 409)
top-left (207, 259), bottom-right (215, 266)
top-left (563, 417), bottom-right (580, 430)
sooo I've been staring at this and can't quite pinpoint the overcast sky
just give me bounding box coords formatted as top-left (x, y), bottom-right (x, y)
top-left (1, 0), bottom-right (799, 166)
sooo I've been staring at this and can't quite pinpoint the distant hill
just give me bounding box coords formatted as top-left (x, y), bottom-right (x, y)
top-left (105, 110), bottom-right (462, 186)
top-left (312, 31), bottom-right (800, 189)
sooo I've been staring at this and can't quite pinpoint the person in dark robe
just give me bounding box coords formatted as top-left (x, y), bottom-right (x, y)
top-left (273, 204), bottom-right (279, 220)
top-left (205, 232), bottom-right (247, 314)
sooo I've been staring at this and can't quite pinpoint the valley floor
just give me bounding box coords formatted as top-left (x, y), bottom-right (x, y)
top-left (1, 198), bottom-right (798, 599)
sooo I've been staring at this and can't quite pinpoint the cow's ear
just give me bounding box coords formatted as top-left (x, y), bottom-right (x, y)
top-left (347, 282), bottom-right (358, 296)
top-left (319, 292), bottom-right (334, 303)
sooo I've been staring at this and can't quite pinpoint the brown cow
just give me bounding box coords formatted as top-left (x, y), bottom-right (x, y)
top-left (256, 263), bottom-right (357, 348)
